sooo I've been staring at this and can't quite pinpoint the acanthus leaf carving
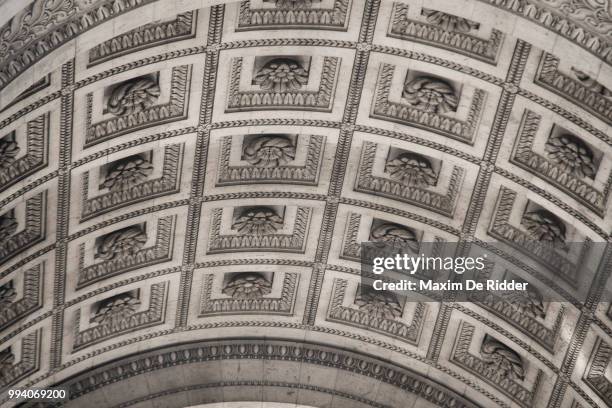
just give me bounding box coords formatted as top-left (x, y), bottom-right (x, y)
top-left (236, 0), bottom-right (351, 30)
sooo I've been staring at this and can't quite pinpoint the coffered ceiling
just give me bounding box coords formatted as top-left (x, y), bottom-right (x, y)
top-left (0, 1), bottom-right (611, 407)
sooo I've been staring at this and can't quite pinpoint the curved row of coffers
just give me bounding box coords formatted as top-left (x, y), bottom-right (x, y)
top-left (0, 1), bottom-right (611, 408)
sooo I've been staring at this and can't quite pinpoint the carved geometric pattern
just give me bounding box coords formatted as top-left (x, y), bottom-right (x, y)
top-left (354, 142), bottom-right (463, 217)
top-left (388, 3), bottom-right (504, 64)
top-left (0, 330), bottom-right (40, 389)
top-left (226, 57), bottom-right (339, 112)
top-left (0, 264), bottom-right (43, 331)
top-left (85, 65), bottom-right (192, 147)
top-left (73, 281), bottom-right (168, 351)
top-left (0, 0), bottom-right (157, 92)
top-left (326, 279), bottom-right (425, 345)
top-left (487, 187), bottom-right (590, 286)
top-left (207, 207), bottom-right (311, 254)
top-left (451, 321), bottom-right (542, 408)
top-left (0, 113), bottom-right (49, 193)
top-left (371, 63), bottom-right (486, 144)
top-left (81, 144), bottom-right (185, 221)
top-left (535, 52), bottom-right (612, 125)
top-left (584, 337), bottom-right (612, 406)
top-left (511, 110), bottom-right (610, 217)
top-left (65, 339), bottom-right (478, 407)
top-left (236, 0), bottom-right (351, 31)
top-left (0, 192), bottom-right (46, 266)
top-left (216, 135), bottom-right (324, 186)
top-left (468, 266), bottom-right (564, 352)
top-left (88, 11), bottom-right (198, 66)
top-left (199, 272), bottom-right (298, 316)
top-left (77, 216), bottom-right (175, 289)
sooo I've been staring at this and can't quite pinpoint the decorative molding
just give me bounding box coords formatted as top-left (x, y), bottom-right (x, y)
top-left (388, 3), bottom-right (503, 64)
top-left (0, 264), bottom-right (43, 332)
top-left (207, 206), bottom-right (312, 254)
top-left (64, 339), bottom-right (479, 408)
top-left (73, 281), bottom-right (168, 351)
top-left (88, 11), bottom-right (198, 66)
top-left (451, 321), bottom-right (542, 408)
top-left (85, 64), bottom-right (192, 147)
top-left (481, 0), bottom-right (612, 64)
top-left (371, 63), bottom-right (485, 144)
top-left (327, 279), bottom-right (425, 345)
top-left (236, 0), bottom-right (351, 31)
top-left (468, 266), bottom-right (564, 352)
top-left (0, 75), bottom-right (51, 113)
top-left (226, 57), bottom-right (339, 112)
top-left (0, 192), bottom-right (46, 266)
top-left (216, 134), bottom-right (324, 186)
top-left (0, 113), bottom-right (49, 193)
top-left (0, 329), bottom-right (40, 389)
top-left (487, 187), bottom-right (589, 286)
top-left (535, 52), bottom-right (612, 125)
top-left (584, 337), bottom-right (612, 406)
top-left (354, 142), bottom-right (463, 217)
top-left (511, 110), bottom-right (610, 217)
top-left (199, 272), bottom-right (298, 316)
top-left (0, 0), bottom-right (157, 92)
top-left (81, 143), bottom-right (184, 221)
top-left (77, 216), bottom-right (175, 288)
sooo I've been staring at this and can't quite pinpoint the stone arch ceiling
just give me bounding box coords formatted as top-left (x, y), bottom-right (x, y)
top-left (0, 0), bottom-right (611, 407)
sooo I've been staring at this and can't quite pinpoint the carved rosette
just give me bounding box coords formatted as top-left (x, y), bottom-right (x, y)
top-left (402, 76), bottom-right (459, 114)
top-left (232, 207), bottom-right (284, 236)
top-left (355, 142), bottom-right (463, 217)
top-left (78, 216), bottom-right (175, 288)
top-left (0, 212), bottom-right (18, 244)
top-left (200, 272), bottom-right (298, 316)
top-left (227, 56), bottom-right (339, 112)
top-left (0, 265), bottom-right (43, 331)
top-left (96, 226), bottom-right (148, 261)
top-left (237, 0), bottom-right (351, 30)
top-left (82, 144), bottom-right (184, 220)
top-left (0, 192), bottom-right (46, 266)
top-left (253, 59), bottom-right (309, 93)
top-left (520, 209), bottom-right (567, 247)
top-left (101, 156), bottom-right (154, 191)
top-left (488, 187), bottom-right (586, 285)
top-left (0, 114), bottom-right (48, 193)
top-left (369, 222), bottom-right (419, 252)
top-left (354, 288), bottom-right (403, 320)
top-left (372, 64), bottom-right (485, 143)
top-left (385, 152), bottom-right (437, 187)
top-left (544, 133), bottom-right (596, 179)
top-left (327, 279), bottom-right (425, 344)
top-left (208, 206), bottom-right (311, 253)
top-left (511, 110), bottom-right (609, 215)
top-left (86, 65), bottom-right (191, 146)
top-left (107, 78), bottom-right (160, 116)
top-left (480, 335), bottom-right (525, 381)
top-left (421, 9), bottom-right (479, 32)
top-left (217, 135), bottom-right (323, 186)
top-left (452, 322), bottom-right (541, 408)
top-left (243, 135), bottom-right (296, 167)
top-left (74, 282), bottom-right (168, 351)
top-left (91, 294), bottom-right (141, 325)
top-left (0, 281), bottom-right (16, 307)
top-left (222, 273), bottom-right (273, 299)
top-left (0, 138), bottom-right (19, 169)
top-left (389, 4), bottom-right (503, 63)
